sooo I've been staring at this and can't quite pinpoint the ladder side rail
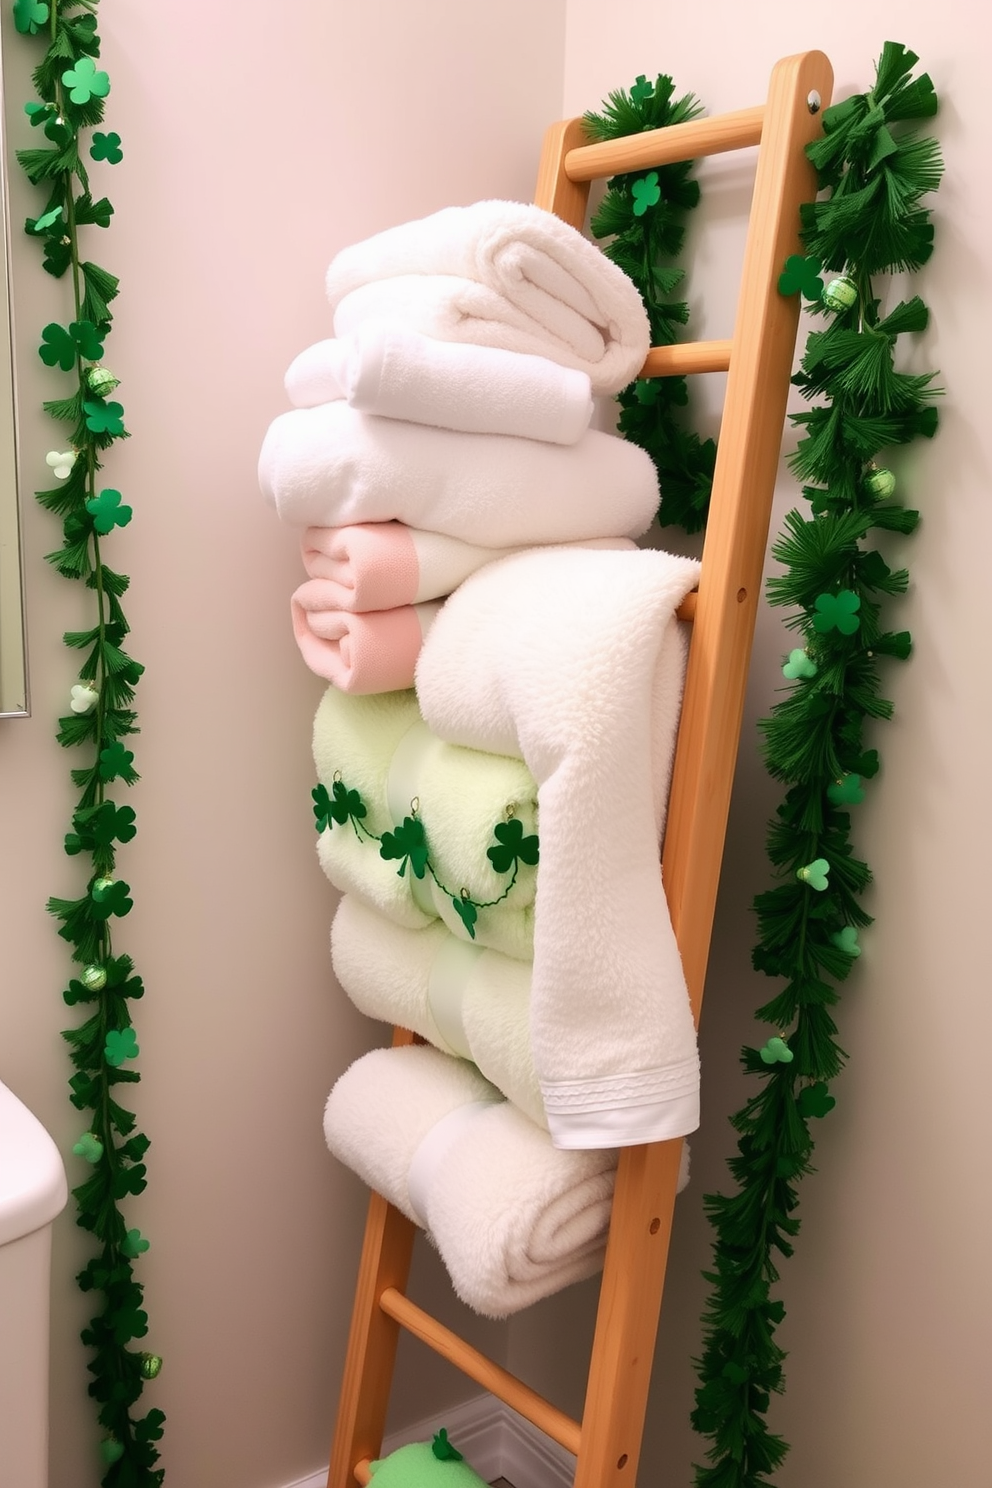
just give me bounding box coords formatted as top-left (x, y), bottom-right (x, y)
top-left (571, 50), bottom-right (833, 1488)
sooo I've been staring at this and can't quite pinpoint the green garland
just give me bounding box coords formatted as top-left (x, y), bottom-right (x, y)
top-left (312, 777), bottom-right (539, 940)
top-left (586, 46), bottom-right (940, 1485)
top-left (582, 75), bottom-right (716, 532)
top-left (12, 1), bottom-right (164, 1481)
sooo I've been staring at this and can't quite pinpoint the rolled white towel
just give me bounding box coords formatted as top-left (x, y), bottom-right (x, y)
top-left (324, 1043), bottom-right (615, 1317)
top-left (324, 200), bottom-right (650, 394)
top-left (331, 895), bottom-right (544, 1127)
top-left (258, 401), bottom-right (659, 547)
top-left (285, 325), bottom-right (594, 445)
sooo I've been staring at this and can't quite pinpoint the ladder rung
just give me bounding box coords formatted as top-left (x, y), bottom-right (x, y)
top-left (378, 1286), bottom-right (582, 1456)
top-left (353, 1461), bottom-right (372, 1485)
top-left (676, 592), bottom-right (697, 622)
top-left (564, 104), bottom-right (764, 181)
top-left (641, 339), bottom-right (733, 378)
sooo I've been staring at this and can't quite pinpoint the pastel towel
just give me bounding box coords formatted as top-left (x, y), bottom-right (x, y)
top-left (369, 1437), bottom-right (489, 1487)
top-left (291, 586), bottom-right (441, 692)
top-left (324, 199), bottom-right (651, 394)
top-left (324, 1043), bottom-right (616, 1317)
top-left (300, 525), bottom-right (637, 613)
top-left (332, 894), bottom-right (545, 1128)
top-left (415, 545), bottom-right (701, 1150)
top-left (285, 325), bottom-right (594, 444)
top-left (258, 401), bottom-right (659, 547)
top-left (313, 687), bottom-right (538, 960)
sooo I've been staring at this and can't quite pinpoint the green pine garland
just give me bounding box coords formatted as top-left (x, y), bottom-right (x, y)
top-left (585, 45), bottom-right (940, 1484)
top-left (582, 74), bottom-right (716, 532)
top-left (12, 0), bottom-right (165, 1481)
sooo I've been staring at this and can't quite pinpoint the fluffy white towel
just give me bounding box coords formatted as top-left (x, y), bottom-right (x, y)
top-left (285, 325), bottom-right (595, 444)
top-left (324, 1043), bottom-right (617, 1317)
top-left (258, 401), bottom-right (659, 547)
top-left (300, 525), bottom-right (635, 613)
top-left (331, 894), bottom-right (544, 1127)
top-left (415, 546), bottom-right (701, 1150)
top-left (313, 688), bottom-right (538, 961)
top-left (324, 200), bottom-right (650, 394)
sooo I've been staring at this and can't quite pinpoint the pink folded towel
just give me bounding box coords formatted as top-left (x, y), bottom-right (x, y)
top-left (291, 589), bottom-right (441, 692)
top-left (301, 523), bottom-right (492, 612)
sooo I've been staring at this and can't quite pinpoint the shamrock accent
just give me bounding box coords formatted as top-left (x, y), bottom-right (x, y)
top-left (91, 131), bottom-right (124, 164)
top-left (798, 1081), bottom-right (836, 1118)
top-left (631, 171), bottom-right (662, 217)
top-left (431, 1430), bottom-right (464, 1463)
top-left (39, 322), bottom-right (77, 371)
top-left (831, 926), bottom-right (862, 958)
top-left (31, 206), bottom-right (63, 234)
top-left (99, 1439), bottom-right (125, 1466)
top-left (12, 0), bottom-right (48, 34)
top-left (83, 399), bottom-right (126, 436)
top-left (122, 1228), bottom-right (150, 1258)
top-left (46, 449), bottom-right (76, 479)
top-left (327, 778), bottom-right (367, 828)
top-left (778, 253), bottom-right (824, 301)
top-left (72, 801), bottom-right (137, 849)
top-left (630, 74), bottom-right (654, 103)
top-left (487, 816), bottom-right (540, 875)
top-left (71, 319), bottom-right (106, 361)
top-left (70, 683), bottom-right (99, 714)
top-left (634, 378), bottom-right (660, 406)
top-left (379, 816), bottom-right (429, 879)
top-left (86, 487), bottom-right (132, 534)
top-left (722, 1361), bottom-right (749, 1385)
top-left (62, 57), bottom-right (111, 105)
top-left (759, 1036), bottom-right (794, 1065)
top-left (451, 893), bottom-right (478, 940)
top-left (72, 1132), bottom-right (104, 1164)
top-left (782, 648), bottom-right (817, 680)
top-left (796, 858), bottom-right (830, 890)
top-left (104, 1027), bottom-right (139, 1067)
top-left (91, 878), bottom-right (133, 919)
top-left (98, 740), bottom-right (135, 780)
top-left (827, 774), bottom-right (865, 806)
top-left (812, 590), bottom-right (861, 635)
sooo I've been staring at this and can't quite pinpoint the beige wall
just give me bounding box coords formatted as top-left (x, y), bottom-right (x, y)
top-left (0, 4), bottom-right (565, 1484)
top-left (503, 6), bottom-right (991, 1487)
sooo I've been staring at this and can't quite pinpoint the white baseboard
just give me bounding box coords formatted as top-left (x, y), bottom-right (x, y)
top-left (283, 1390), bottom-right (575, 1488)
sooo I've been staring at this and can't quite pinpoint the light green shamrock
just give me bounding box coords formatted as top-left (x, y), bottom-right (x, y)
top-left (831, 926), bottom-right (862, 958)
top-left (104, 1027), bottom-right (139, 1067)
top-left (759, 1036), bottom-right (794, 1065)
top-left (796, 858), bottom-right (830, 890)
top-left (122, 1228), bottom-right (150, 1258)
top-left (631, 171), bottom-right (662, 217)
top-left (62, 57), bottom-right (111, 105)
top-left (72, 1132), bottom-right (104, 1164)
top-left (782, 648), bottom-right (817, 680)
top-left (13, 0), bottom-right (49, 35)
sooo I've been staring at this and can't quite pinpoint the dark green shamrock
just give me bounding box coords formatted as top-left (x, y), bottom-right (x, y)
top-left (91, 877), bottom-right (133, 919)
top-left (827, 773), bottom-right (865, 806)
top-left (104, 1026), bottom-right (139, 1066)
top-left (71, 319), bottom-right (106, 361)
top-left (379, 816), bottom-right (429, 879)
top-left (328, 778), bottom-right (367, 826)
top-left (13, 0), bottom-right (48, 34)
top-left (112, 1302), bottom-right (149, 1345)
top-left (39, 322), bottom-right (77, 372)
top-left (86, 488), bottom-right (132, 535)
top-left (813, 589), bottom-right (861, 635)
top-left (630, 75), bottom-right (654, 103)
top-left (89, 801), bottom-right (137, 847)
top-left (83, 399), bottom-right (126, 436)
top-left (98, 740), bottom-right (135, 781)
top-left (759, 1036), bottom-right (794, 1065)
top-left (91, 131), bottom-right (123, 164)
top-left (634, 378), bottom-right (660, 406)
top-left (631, 171), bottom-right (662, 217)
top-left (830, 926), bottom-right (862, 958)
top-left (312, 783), bottom-right (333, 832)
top-left (487, 816), bottom-right (540, 875)
top-left (451, 894), bottom-right (478, 940)
top-left (431, 1430), bottom-right (464, 1463)
top-left (778, 253), bottom-right (824, 301)
top-left (62, 57), bottom-right (111, 104)
top-left (798, 1081), bottom-right (836, 1118)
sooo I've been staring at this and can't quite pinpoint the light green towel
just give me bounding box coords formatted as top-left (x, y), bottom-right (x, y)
top-left (369, 1435), bottom-right (489, 1486)
top-left (313, 687), bottom-right (537, 961)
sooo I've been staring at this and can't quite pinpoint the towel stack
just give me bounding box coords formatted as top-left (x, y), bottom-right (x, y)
top-left (258, 199), bottom-right (660, 692)
top-left (262, 200), bottom-right (702, 1316)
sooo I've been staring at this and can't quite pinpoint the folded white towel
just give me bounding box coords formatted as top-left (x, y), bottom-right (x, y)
top-left (331, 895), bottom-right (544, 1127)
top-left (258, 401), bottom-right (658, 547)
top-left (324, 200), bottom-right (650, 394)
top-left (313, 688), bottom-right (538, 961)
top-left (415, 546), bottom-right (701, 1150)
top-left (324, 1043), bottom-right (618, 1317)
top-left (285, 326), bottom-right (594, 445)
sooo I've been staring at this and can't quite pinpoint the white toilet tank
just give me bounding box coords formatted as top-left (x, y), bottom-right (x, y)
top-left (0, 1078), bottom-right (68, 1488)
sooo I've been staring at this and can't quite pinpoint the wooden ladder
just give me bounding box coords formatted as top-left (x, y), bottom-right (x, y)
top-left (326, 48), bottom-right (833, 1488)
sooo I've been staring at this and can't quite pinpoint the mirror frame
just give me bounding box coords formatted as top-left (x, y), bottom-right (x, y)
top-left (0, 26), bottom-right (28, 720)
